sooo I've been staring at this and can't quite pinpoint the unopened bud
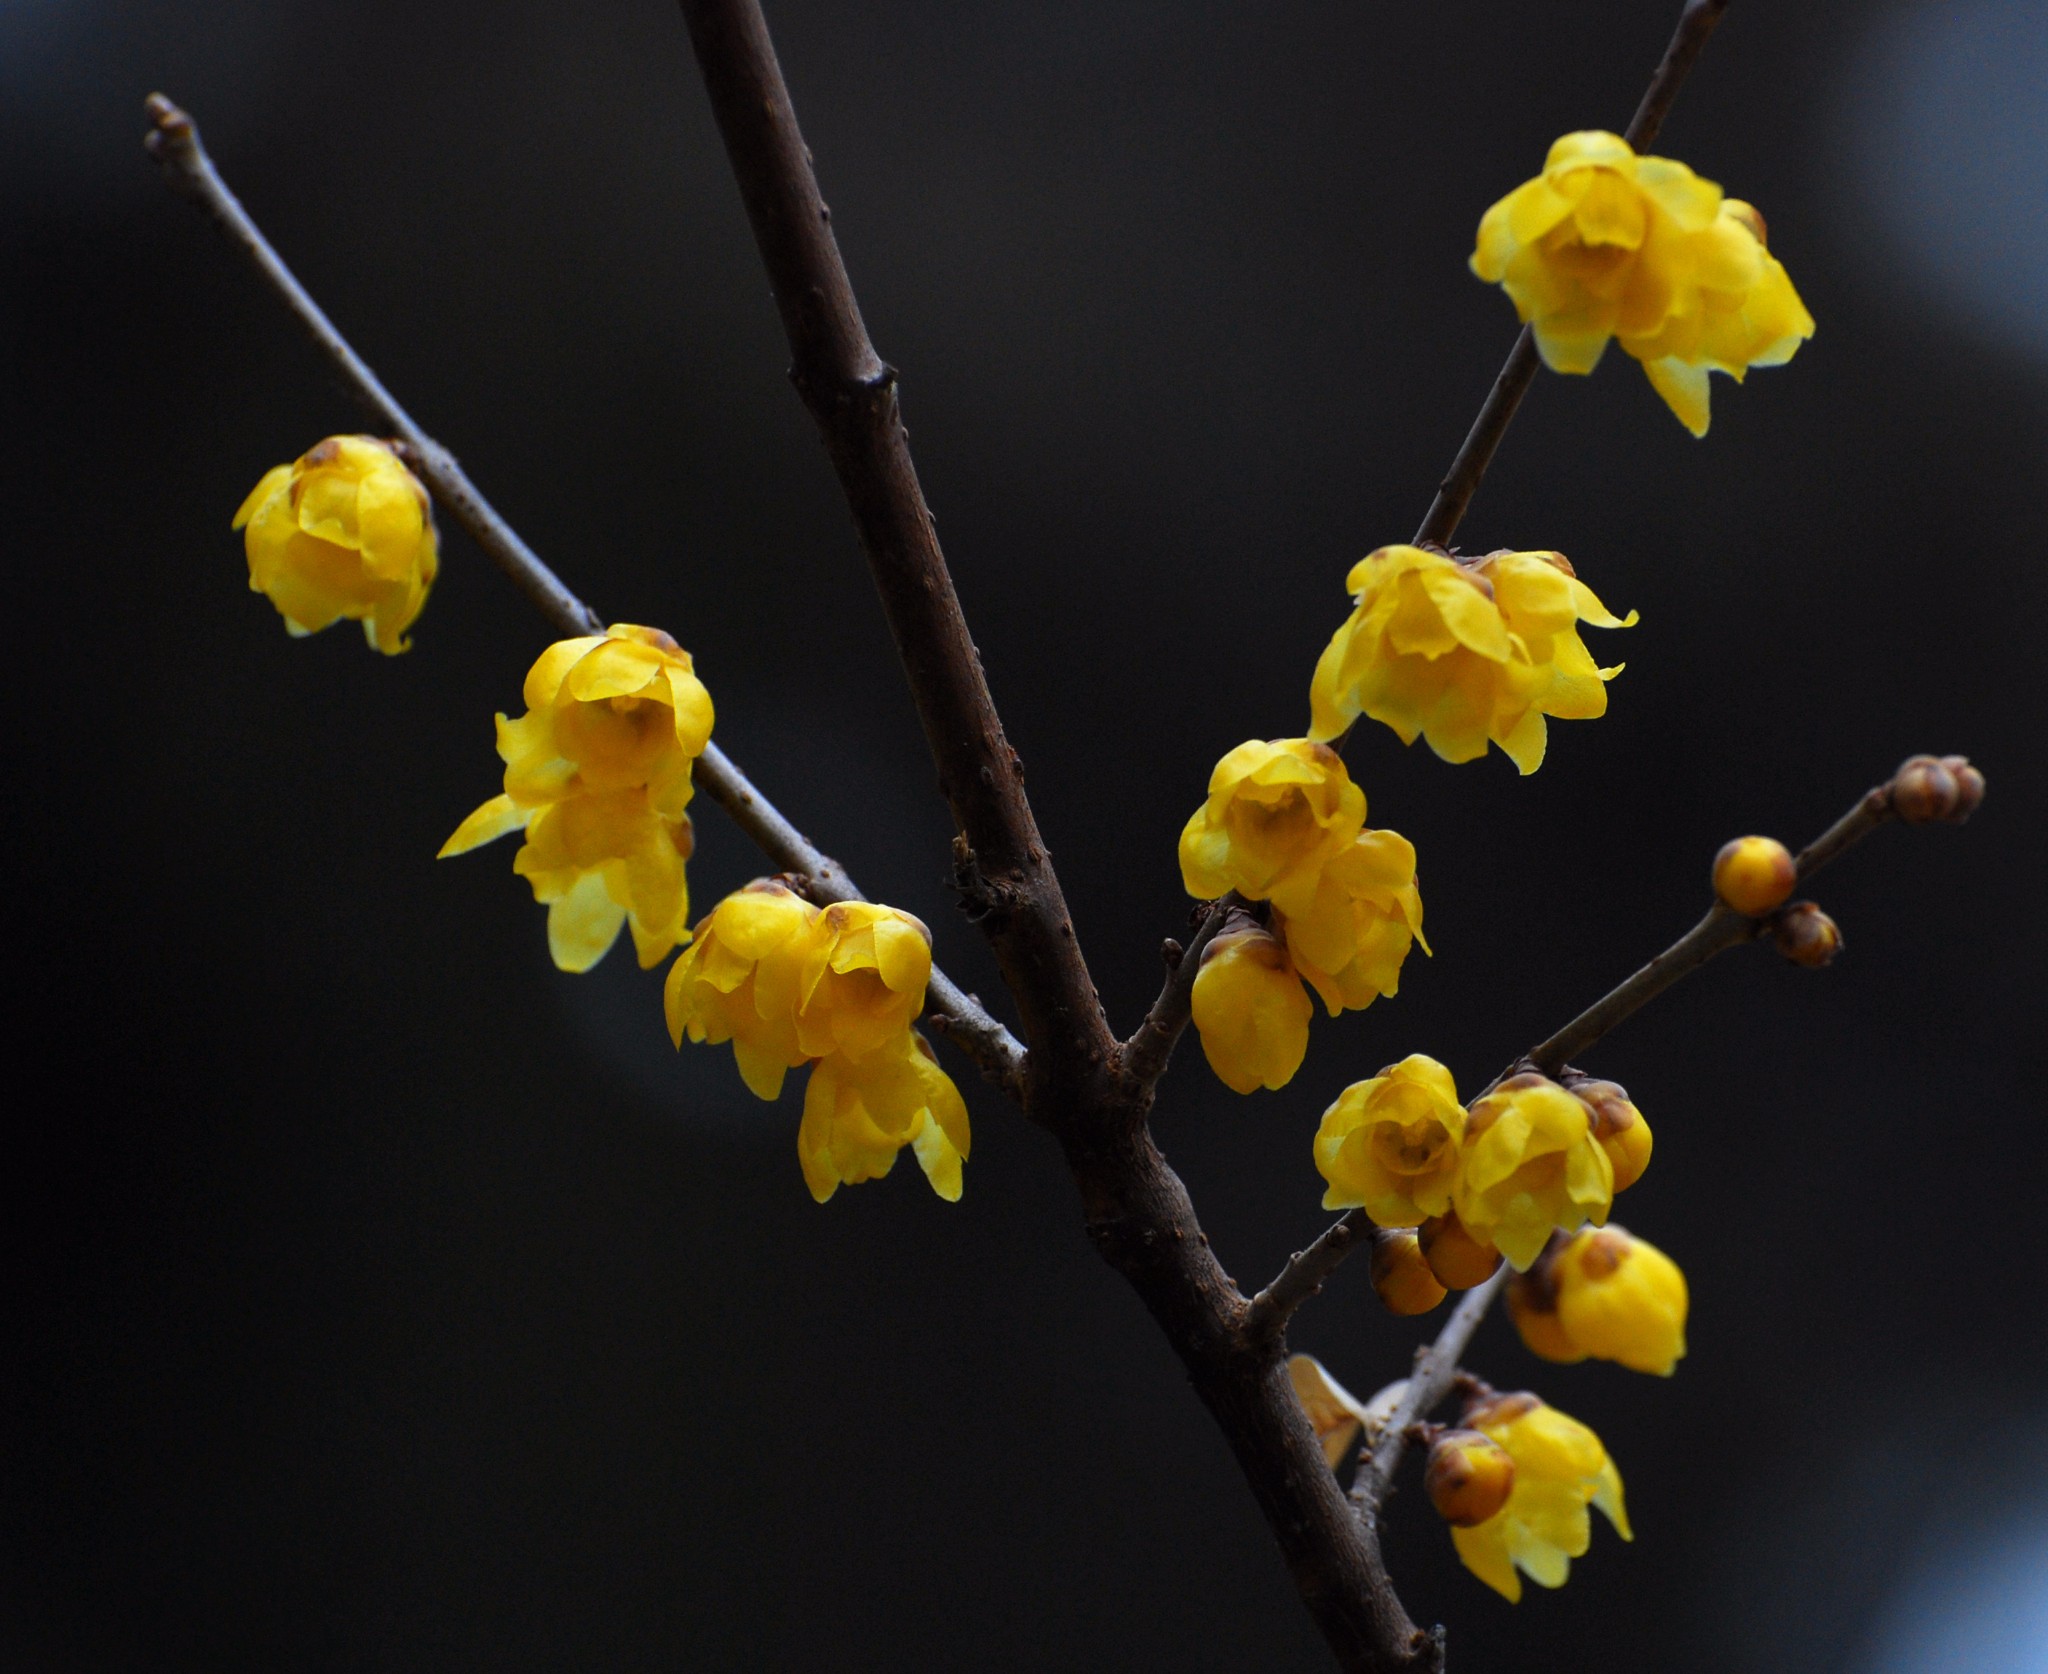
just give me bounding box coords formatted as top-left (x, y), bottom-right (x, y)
top-left (1565, 1077), bottom-right (1653, 1193)
top-left (1942, 756), bottom-right (1986, 821)
top-left (1419, 1210), bottom-right (1503, 1290)
top-left (1890, 755), bottom-right (1957, 824)
top-left (1772, 901), bottom-right (1842, 968)
top-left (1370, 1230), bottom-right (1448, 1317)
top-left (1713, 835), bottom-right (1797, 917)
top-left (1426, 1429), bottom-right (1516, 1527)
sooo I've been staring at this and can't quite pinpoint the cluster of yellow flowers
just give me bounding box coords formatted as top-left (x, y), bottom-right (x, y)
top-left (1314, 1061), bottom-right (1656, 1273)
top-left (1472, 130), bottom-right (1813, 436)
top-left (1178, 740), bottom-right (1425, 1092)
top-left (663, 883), bottom-right (969, 1203)
top-left (235, 441), bottom-right (973, 1208)
top-left (440, 625), bottom-right (715, 972)
top-left (233, 115), bottom-right (1820, 1616)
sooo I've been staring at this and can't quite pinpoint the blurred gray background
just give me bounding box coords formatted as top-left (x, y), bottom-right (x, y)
top-left (4, 0), bottom-right (2045, 1667)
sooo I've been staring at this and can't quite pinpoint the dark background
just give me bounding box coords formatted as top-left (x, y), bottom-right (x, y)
top-left (6, 0), bottom-right (2044, 1668)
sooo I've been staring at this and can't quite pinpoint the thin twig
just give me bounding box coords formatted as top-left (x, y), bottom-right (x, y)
top-left (1251, 769), bottom-right (1902, 1343)
top-left (1245, 1212), bottom-right (1378, 1345)
top-left (674, 0), bottom-right (1115, 1096)
top-left (1352, 1271), bottom-right (1508, 1511)
top-left (1410, 0), bottom-right (1733, 549)
top-left (142, 93), bottom-right (1026, 1094)
top-left (1119, 894), bottom-right (1237, 1092)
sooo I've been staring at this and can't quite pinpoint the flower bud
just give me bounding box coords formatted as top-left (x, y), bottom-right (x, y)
top-left (1506, 1252), bottom-right (1584, 1364)
top-left (1370, 1230), bottom-right (1448, 1316)
top-left (1426, 1429), bottom-right (1516, 1527)
top-left (1942, 755), bottom-right (1986, 821)
top-left (1772, 901), bottom-right (1842, 968)
top-left (1890, 754), bottom-right (1957, 823)
top-left (1419, 1210), bottom-right (1503, 1290)
top-left (1456, 1075), bottom-right (1614, 1269)
top-left (1712, 835), bottom-right (1796, 917)
top-left (1564, 1076), bottom-right (1653, 1193)
top-left (1190, 923), bottom-right (1313, 1094)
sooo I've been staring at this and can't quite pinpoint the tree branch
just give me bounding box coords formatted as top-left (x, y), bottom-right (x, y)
top-left (672, 0), bottom-right (1115, 1098)
top-left (1410, 0), bottom-right (1733, 549)
top-left (142, 94), bottom-right (1025, 1095)
top-left (1119, 893), bottom-right (1237, 1093)
top-left (1351, 1271), bottom-right (1509, 1511)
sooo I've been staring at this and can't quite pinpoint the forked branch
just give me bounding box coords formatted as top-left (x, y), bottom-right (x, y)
top-left (142, 95), bottom-right (1026, 1095)
top-left (674, 0), bottom-right (1115, 1100)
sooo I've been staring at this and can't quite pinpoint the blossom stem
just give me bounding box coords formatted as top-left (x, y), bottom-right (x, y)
top-left (1351, 1271), bottom-right (1509, 1511)
top-left (1119, 893), bottom-right (1238, 1094)
top-left (140, 93), bottom-right (1026, 1093)
top-left (1410, 0), bottom-right (1733, 550)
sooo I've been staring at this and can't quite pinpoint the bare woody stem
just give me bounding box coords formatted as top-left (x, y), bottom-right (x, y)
top-left (1353, 1270), bottom-right (1509, 1509)
top-left (673, 0), bottom-right (1115, 1100)
top-left (1250, 771), bottom-right (1906, 1359)
top-left (1410, 0), bottom-right (1732, 549)
top-left (141, 94), bottom-right (1025, 1095)
top-left (1119, 893), bottom-right (1236, 1092)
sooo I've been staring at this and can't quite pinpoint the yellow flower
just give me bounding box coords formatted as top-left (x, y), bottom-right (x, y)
top-left (233, 435), bottom-right (439, 653)
top-left (1179, 739), bottom-right (1366, 917)
top-left (439, 625), bottom-right (715, 971)
top-left (791, 902), bottom-right (934, 1061)
top-left (1308, 547), bottom-right (1634, 774)
top-left (1450, 1391), bottom-right (1630, 1602)
top-left (1314, 1055), bottom-right (1465, 1225)
top-left (1286, 1354), bottom-right (1377, 1469)
top-left (798, 1031), bottom-right (970, 1204)
top-left (508, 788), bottom-right (694, 972)
top-left (663, 881), bottom-right (819, 1099)
top-left (1190, 924), bottom-right (1313, 1094)
top-left (1471, 131), bottom-right (1813, 436)
top-left (1509, 1227), bottom-right (1689, 1376)
top-left (1278, 829), bottom-right (1427, 1014)
top-left (1454, 1074), bottom-right (1614, 1270)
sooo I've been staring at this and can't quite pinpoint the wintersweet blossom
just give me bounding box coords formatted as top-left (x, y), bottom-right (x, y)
top-left (791, 903), bottom-right (934, 1061)
top-left (440, 625), bottom-right (715, 971)
top-left (1308, 546), bottom-right (1634, 774)
top-left (662, 881), bottom-right (819, 1099)
top-left (233, 435), bottom-right (439, 653)
top-left (1278, 830), bottom-right (1427, 1015)
top-left (798, 1031), bottom-right (969, 1204)
top-left (1471, 130), bottom-right (1813, 435)
top-left (1453, 1073), bottom-right (1614, 1270)
top-left (1190, 924), bottom-right (1312, 1094)
top-left (1313, 1054), bottom-right (1465, 1225)
top-left (1508, 1227), bottom-right (1689, 1376)
top-left (1449, 1391), bottom-right (1631, 1602)
top-left (1178, 739), bottom-right (1366, 917)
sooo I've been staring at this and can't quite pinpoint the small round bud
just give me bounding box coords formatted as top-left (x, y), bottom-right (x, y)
top-left (1370, 1230), bottom-right (1448, 1317)
top-left (1772, 901), bottom-right (1843, 968)
top-left (1890, 755), bottom-right (1959, 824)
top-left (1506, 1259), bottom-right (1583, 1365)
top-left (1419, 1211), bottom-right (1503, 1291)
top-left (1566, 1077), bottom-right (1653, 1193)
top-left (1941, 756), bottom-right (1986, 821)
top-left (1713, 835), bottom-right (1797, 916)
top-left (1426, 1429), bottom-right (1516, 1527)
